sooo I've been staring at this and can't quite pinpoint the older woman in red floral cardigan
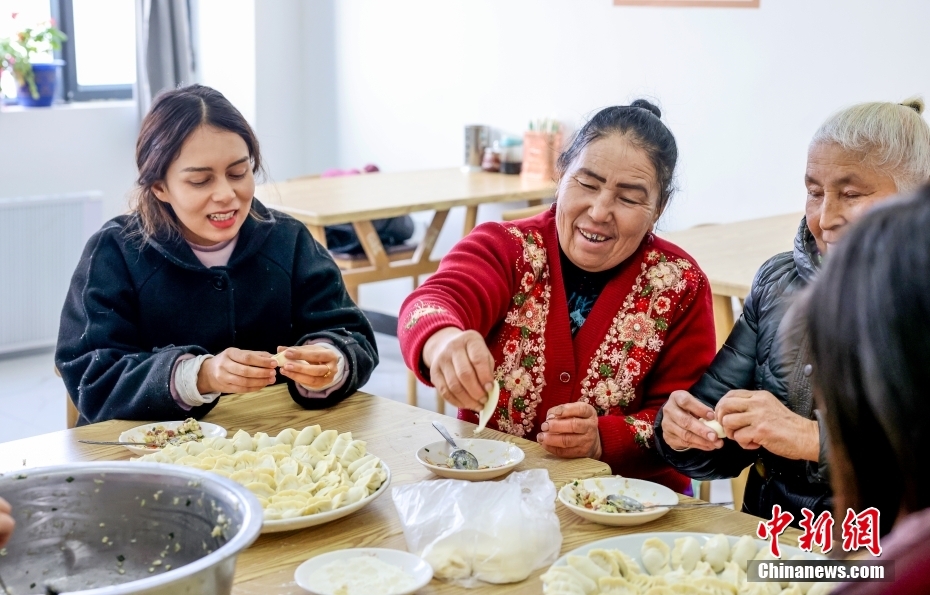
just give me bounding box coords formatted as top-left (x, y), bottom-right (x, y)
top-left (398, 101), bottom-right (716, 491)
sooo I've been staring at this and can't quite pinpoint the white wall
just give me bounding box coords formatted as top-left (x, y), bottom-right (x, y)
top-left (333, 0), bottom-right (930, 233)
top-left (197, 0), bottom-right (256, 126)
top-left (0, 102), bottom-right (138, 219)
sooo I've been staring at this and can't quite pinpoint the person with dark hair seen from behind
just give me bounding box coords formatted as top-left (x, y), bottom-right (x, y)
top-left (55, 84), bottom-right (378, 425)
top-left (654, 98), bottom-right (930, 522)
top-left (804, 186), bottom-right (930, 594)
top-left (398, 101), bottom-right (717, 491)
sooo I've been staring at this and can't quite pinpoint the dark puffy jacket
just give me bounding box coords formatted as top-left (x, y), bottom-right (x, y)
top-left (654, 217), bottom-right (832, 521)
top-left (56, 200), bottom-right (378, 425)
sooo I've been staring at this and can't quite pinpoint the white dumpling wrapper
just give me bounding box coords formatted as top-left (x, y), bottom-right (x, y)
top-left (310, 429), bottom-right (338, 453)
top-left (474, 380), bottom-right (500, 434)
top-left (330, 432), bottom-right (353, 458)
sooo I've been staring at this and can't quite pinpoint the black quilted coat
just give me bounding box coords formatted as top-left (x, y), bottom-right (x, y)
top-left (654, 217), bottom-right (832, 521)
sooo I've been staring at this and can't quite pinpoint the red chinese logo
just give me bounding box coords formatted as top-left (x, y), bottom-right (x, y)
top-left (798, 509), bottom-right (835, 553)
top-left (841, 507), bottom-right (882, 556)
top-left (757, 504), bottom-right (794, 557)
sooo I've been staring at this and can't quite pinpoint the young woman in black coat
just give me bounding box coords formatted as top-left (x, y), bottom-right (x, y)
top-left (56, 85), bottom-right (378, 425)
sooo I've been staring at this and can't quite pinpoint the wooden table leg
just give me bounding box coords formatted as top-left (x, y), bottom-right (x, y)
top-left (712, 294), bottom-right (736, 352)
top-left (463, 205), bottom-right (478, 236)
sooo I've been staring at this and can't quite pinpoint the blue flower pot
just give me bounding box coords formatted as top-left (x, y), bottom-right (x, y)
top-left (16, 61), bottom-right (64, 107)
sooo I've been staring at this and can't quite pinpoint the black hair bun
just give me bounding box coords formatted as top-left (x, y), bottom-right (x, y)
top-left (630, 99), bottom-right (661, 119)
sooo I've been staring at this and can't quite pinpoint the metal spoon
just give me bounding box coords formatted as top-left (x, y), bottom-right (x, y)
top-left (606, 493), bottom-right (734, 512)
top-left (78, 440), bottom-right (158, 447)
top-left (431, 421), bottom-right (479, 470)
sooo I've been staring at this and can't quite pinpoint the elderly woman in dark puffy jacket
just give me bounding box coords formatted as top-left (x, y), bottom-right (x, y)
top-left (653, 98), bottom-right (930, 521)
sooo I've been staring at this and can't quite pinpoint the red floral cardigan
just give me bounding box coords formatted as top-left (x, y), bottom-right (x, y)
top-left (398, 208), bottom-right (715, 491)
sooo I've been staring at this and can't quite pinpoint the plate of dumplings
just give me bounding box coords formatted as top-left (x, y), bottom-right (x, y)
top-left (541, 532), bottom-right (832, 595)
top-left (133, 425), bottom-right (390, 533)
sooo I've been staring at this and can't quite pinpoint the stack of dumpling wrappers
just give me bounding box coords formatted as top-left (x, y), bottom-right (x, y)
top-left (540, 534), bottom-right (836, 595)
top-left (134, 425), bottom-right (386, 521)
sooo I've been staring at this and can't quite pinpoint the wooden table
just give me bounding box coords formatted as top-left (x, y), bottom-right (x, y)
top-left (0, 386), bottom-right (800, 594)
top-left (658, 212), bottom-right (803, 350)
top-left (254, 168), bottom-right (557, 301)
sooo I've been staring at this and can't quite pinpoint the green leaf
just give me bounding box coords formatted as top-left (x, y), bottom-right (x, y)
top-left (659, 254), bottom-right (667, 262)
top-left (598, 364), bottom-right (613, 378)
top-left (640, 285), bottom-right (653, 297)
top-left (513, 292), bottom-right (526, 306)
top-left (497, 407), bottom-right (509, 419)
top-left (521, 355), bottom-right (537, 368)
top-left (655, 317), bottom-right (668, 331)
top-left (624, 341), bottom-right (635, 351)
top-left (514, 398), bottom-right (526, 411)
top-left (521, 326), bottom-right (530, 338)
top-left (526, 234), bottom-right (536, 244)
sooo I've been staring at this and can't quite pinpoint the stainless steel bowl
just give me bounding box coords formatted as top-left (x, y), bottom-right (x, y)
top-left (0, 462), bottom-right (263, 594)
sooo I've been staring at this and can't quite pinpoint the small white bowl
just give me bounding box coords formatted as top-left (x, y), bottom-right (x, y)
top-left (558, 476), bottom-right (679, 526)
top-left (294, 548), bottom-right (433, 595)
top-left (118, 421), bottom-right (226, 455)
top-left (415, 438), bottom-right (525, 481)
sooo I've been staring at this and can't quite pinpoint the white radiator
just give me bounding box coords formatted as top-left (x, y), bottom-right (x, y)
top-left (0, 192), bottom-right (103, 355)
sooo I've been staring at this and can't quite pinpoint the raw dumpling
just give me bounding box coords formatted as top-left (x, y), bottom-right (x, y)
top-left (671, 536), bottom-right (702, 572)
top-left (338, 439), bottom-right (367, 466)
top-left (730, 535), bottom-right (759, 571)
top-left (245, 481), bottom-right (276, 499)
top-left (718, 561), bottom-right (746, 585)
top-left (692, 577), bottom-right (738, 595)
top-left (231, 429), bottom-right (253, 452)
top-left (641, 537), bottom-right (671, 575)
top-left (543, 580), bottom-right (586, 595)
top-left (275, 428), bottom-right (299, 445)
top-left (291, 445), bottom-right (325, 468)
top-left (597, 576), bottom-right (639, 594)
top-left (294, 425), bottom-right (321, 446)
top-left (702, 534), bottom-right (731, 572)
top-left (474, 380), bottom-right (500, 435)
top-left (310, 429), bottom-right (338, 453)
top-left (567, 555), bottom-right (610, 581)
top-left (254, 432), bottom-right (276, 450)
top-left (344, 485), bottom-right (368, 505)
top-left (587, 549), bottom-right (620, 577)
top-left (539, 567), bottom-right (597, 595)
top-left (330, 432), bottom-right (353, 458)
top-left (690, 561), bottom-right (716, 578)
top-left (349, 456), bottom-right (380, 481)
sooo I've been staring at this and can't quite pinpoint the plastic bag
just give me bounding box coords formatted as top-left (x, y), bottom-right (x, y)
top-left (391, 469), bottom-right (562, 588)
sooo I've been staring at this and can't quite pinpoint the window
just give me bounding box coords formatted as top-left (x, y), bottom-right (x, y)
top-left (0, 0), bottom-right (54, 101)
top-left (0, 0), bottom-right (134, 103)
top-left (58, 0), bottom-right (135, 100)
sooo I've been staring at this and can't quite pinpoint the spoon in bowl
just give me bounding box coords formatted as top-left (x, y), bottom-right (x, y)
top-left (431, 421), bottom-right (479, 470)
top-left (606, 493), bottom-right (733, 512)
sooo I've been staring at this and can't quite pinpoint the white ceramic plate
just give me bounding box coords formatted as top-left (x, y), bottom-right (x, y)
top-left (415, 438), bottom-right (525, 481)
top-left (558, 476), bottom-right (679, 526)
top-left (118, 421), bottom-right (227, 455)
top-left (294, 547), bottom-right (433, 595)
top-left (261, 460), bottom-right (391, 533)
top-left (551, 531), bottom-right (825, 569)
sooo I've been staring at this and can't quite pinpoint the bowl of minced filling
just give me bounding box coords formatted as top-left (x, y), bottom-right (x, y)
top-left (118, 418), bottom-right (226, 454)
top-left (558, 476), bottom-right (680, 527)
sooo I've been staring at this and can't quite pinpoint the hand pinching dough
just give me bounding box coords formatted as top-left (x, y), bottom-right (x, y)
top-left (700, 419), bottom-right (726, 439)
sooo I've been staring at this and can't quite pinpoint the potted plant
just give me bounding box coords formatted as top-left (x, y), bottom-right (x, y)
top-left (0, 14), bottom-right (67, 107)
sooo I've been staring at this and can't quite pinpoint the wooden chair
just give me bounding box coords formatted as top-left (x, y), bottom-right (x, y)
top-left (698, 466), bottom-right (750, 511)
top-left (501, 204), bottom-right (550, 222)
top-left (54, 366), bottom-right (79, 429)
